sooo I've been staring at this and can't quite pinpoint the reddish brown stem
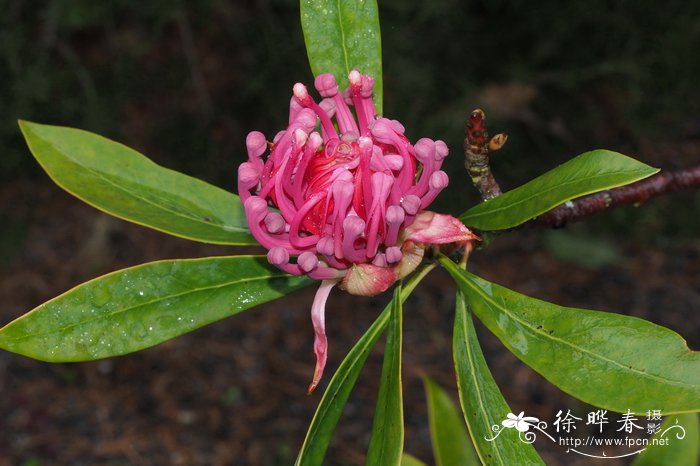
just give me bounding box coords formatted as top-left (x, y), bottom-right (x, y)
top-left (463, 109), bottom-right (506, 200)
top-left (537, 166), bottom-right (700, 227)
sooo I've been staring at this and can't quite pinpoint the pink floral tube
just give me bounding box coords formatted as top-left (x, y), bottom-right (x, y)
top-left (238, 70), bottom-right (477, 393)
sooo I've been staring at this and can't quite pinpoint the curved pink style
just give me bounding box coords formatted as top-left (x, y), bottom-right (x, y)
top-left (238, 71), bottom-right (478, 393)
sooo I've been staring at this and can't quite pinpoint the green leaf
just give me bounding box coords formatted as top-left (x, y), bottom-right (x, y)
top-left (400, 453), bottom-right (428, 466)
top-left (632, 414), bottom-right (699, 466)
top-left (0, 256), bottom-right (311, 361)
top-left (300, 0), bottom-right (383, 114)
top-left (19, 120), bottom-right (255, 245)
top-left (423, 376), bottom-right (479, 466)
top-left (295, 265), bottom-right (434, 466)
top-left (367, 284), bottom-right (404, 466)
top-left (460, 150), bottom-right (659, 230)
top-left (441, 256), bottom-right (700, 414)
top-left (453, 290), bottom-right (544, 465)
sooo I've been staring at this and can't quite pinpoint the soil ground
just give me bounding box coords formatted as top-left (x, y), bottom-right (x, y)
top-left (0, 176), bottom-right (698, 466)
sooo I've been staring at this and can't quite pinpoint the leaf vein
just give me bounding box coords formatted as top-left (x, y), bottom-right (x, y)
top-left (336, 0), bottom-right (351, 75)
top-left (461, 275), bottom-right (697, 390)
top-left (463, 167), bottom-right (650, 220)
top-left (3, 272), bottom-right (288, 342)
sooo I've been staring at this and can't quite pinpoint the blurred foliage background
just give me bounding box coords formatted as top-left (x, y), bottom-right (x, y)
top-left (2, 0), bottom-right (699, 240)
top-left (0, 1), bottom-right (699, 464)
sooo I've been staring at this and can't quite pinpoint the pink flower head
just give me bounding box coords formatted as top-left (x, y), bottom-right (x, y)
top-left (238, 70), bottom-right (477, 393)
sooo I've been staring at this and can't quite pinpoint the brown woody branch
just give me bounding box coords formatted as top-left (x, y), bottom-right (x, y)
top-left (536, 166), bottom-right (700, 227)
top-left (444, 164), bottom-right (700, 263)
top-left (462, 109), bottom-right (700, 229)
top-left (463, 109), bottom-right (507, 200)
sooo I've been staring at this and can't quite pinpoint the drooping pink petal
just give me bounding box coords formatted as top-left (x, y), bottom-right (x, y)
top-left (404, 211), bottom-right (479, 244)
top-left (308, 280), bottom-right (337, 394)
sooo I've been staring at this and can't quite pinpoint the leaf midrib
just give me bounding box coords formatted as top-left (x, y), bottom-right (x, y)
top-left (458, 299), bottom-right (507, 465)
top-left (336, 0), bottom-right (351, 76)
top-left (34, 129), bottom-right (247, 235)
top-left (462, 166), bottom-right (652, 221)
top-left (370, 296), bottom-right (403, 465)
top-left (460, 273), bottom-right (697, 390)
top-left (2, 271), bottom-right (288, 343)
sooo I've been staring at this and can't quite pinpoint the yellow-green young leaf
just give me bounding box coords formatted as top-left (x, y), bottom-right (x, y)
top-left (632, 414), bottom-right (699, 466)
top-left (400, 453), bottom-right (428, 466)
top-left (295, 265), bottom-right (434, 466)
top-left (441, 257), bottom-right (700, 414)
top-left (300, 0), bottom-right (383, 114)
top-left (367, 285), bottom-right (404, 466)
top-left (0, 256), bottom-right (311, 361)
top-left (19, 120), bottom-right (255, 245)
top-left (423, 377), bottom-right (479, 466)
top-left (460, 150), bottom-right (659, 230)
top-left (453, 291), bottom-right (544, 466)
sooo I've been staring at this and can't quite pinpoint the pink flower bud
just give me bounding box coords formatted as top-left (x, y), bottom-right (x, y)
top-left (383, 154), bottom-right (404, 171)
top-left (293, 82), bottom-right (309, 102)
top-left (435, 140), bottom-right (449, 160)
top-left (298, 251), bottom-right (319, 273)
top-left (314, 73), bottom-right (339, 97)
top-left (414, 138), bottom-right (436, 162)
top-left (267, 247), bottom-right (289, 265)
top-left (430, 170), bottom-right (449, 190)
top-left (317, 236), bottom-right (334, 256)
top-left (238, 162), bottom-right (259, 185)
top-left (264, 212), bottom-right (285, 234)
top-left (401, 194), bottom-right (421, 215)
top-left (385, 246), bottom-right (403, 264)
top-left (246, 131), bottom-right (267, 157)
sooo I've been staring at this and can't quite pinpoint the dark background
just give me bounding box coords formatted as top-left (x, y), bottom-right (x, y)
top-left (0, 1), bottom-right (698, 465)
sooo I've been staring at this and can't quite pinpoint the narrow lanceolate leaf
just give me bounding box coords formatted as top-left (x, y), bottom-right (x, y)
top-left (423, 377), bottom-right (479, 466)
top-left (460, 150), bottom-right (658, 230)
top-left (295, 265), bottom-right (434, 466)
top-left (453, 291), bottom-right (544, 466)
top-left (367, 284), bottom-right (404, 466)
top-left (19, 120), bottom-right (255, 245)
top-left (631, 414), bottom-right (699, 466)
top-left (0, 256), bottom-right (311, 361)
top-left (441, 257), bottom-right (700, 414)
top-left (400, 453), bottom-right (428, 466)
top-left (300, 0), bottom-right (383, 114)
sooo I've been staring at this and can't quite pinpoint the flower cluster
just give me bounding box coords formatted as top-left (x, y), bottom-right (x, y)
top-left (238, 70), bottom-right (477, 393)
